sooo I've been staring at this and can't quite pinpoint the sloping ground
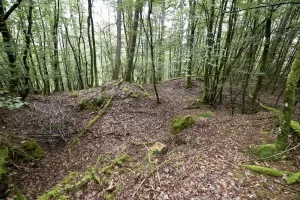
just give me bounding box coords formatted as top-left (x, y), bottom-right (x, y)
top-left (2, 79), bottom-right (300, 199)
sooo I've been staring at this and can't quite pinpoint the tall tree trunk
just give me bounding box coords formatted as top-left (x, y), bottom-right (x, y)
top-left (276, 42), bottom-right (300, 150)
top-left (251, 9), bottom-right (272, 108)
top-left (21, 0), bottom-right (33, 99)
top-left (112, 0), bottom-right (122, 80)
top-left (186, 0), bottom-right (197, 89)
top-left (203, 0), bottom-right (215, 104)
top-left (0, 0), bottom-right (23, 94)
top-left (52, 0), bottom-right (62, 91)
top-left (124, 0), bottom-right (143, 82)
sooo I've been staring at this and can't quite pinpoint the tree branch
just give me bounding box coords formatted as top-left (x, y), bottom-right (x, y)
top-left (3, 0), bottom-right (23, 20)
top-left (223, 2), bottom-right (300, 13)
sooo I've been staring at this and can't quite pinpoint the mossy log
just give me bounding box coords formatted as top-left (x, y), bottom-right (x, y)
top-left (67, 93), bottom-right (115, 150)
top-left (243, 165), bottom-right (284, 177)
top-left (38, 154), bottom-right (131, 200)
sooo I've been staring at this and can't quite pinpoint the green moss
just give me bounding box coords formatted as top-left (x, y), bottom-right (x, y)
top-left (95, 96), bottom-right (107, 107)
top-left (199, 112), bottom-right (213, 118)
top-left (171, 115), bottom-right (195, 134)
top-left (102, 154), bottom-right (132, 175)
top-left (290, 120), bottom-right (300, 135)
top-left (122, 87), bottom-right (128, 92)
top-left (249, 143), bottom-right (282, 159)
top-left (38, 186), bottom-right (62, 200)
top-left (0, 145), bottom-right (8, 180)
top-left (71, 91), bottom-right (79, 97)
top-left (13, 186), bottom-right (27, 200)
top-left (21, 140), bottom-right (44, 160)
top-left (243, 165), bottom-right (284, 177)
top-left (286, 172), bottom-right (300, 184)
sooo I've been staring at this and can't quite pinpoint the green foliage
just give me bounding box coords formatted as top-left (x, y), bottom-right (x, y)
top-left (13, 186), bottom-right (27, 200)
top-left (20, 140), bottom-right (45, 160)
top-left (248, 143), bottom-right (282, 159)
top-left (243, 165), bottom-right (284, 177)
top-left (0, 89), bottom-right (28, 109)
top-left (0, 145), bottom-right (9, 180)
top-left (71, 91), bottom-right (79, 97)
top-left (199, 112), bottom-right (214, 118)
top-left (290, 120), bottom-right (300, 135)
top-left (95, 96), bottom-right (107, 106)
top-left (286, 172), bottom-right (300, 185)
top-left (171, 115), bottom-right (195, 134)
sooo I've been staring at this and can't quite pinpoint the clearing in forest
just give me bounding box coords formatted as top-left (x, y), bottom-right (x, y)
top-left (2, 79), bottom-right (300, 200)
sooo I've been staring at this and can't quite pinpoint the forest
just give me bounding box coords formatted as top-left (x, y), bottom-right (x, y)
top-left (1, 0), bottom-right (300, 199)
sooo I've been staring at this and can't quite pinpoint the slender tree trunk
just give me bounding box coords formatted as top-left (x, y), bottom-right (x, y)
top-left (21, 0), bottom-right (33, 99)
top-left (124, 0), bottom-right (143, 82)
top-left (186, 0), bottom-right (197, 88)
top-left (0, 0), bottom-right (23, 94)
top-left (112, 0), bottom-right (122, 80)
top-left (251, 9), bottom-right (272, 108)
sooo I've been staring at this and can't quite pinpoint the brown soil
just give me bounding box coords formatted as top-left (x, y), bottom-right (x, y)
top-left (2, 78), bottom-right (300, 200)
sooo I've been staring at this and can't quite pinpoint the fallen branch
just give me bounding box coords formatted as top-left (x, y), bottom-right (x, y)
top-left (67, 93), bottom-right (115, 150)
top-left (38, 154), bottom-right (131, 200)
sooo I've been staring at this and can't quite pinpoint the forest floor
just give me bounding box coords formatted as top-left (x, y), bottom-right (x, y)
top-left (2, 78), bottom-right (300, 200)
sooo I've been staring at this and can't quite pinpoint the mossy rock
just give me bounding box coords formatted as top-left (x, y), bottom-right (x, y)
top-left (286, 172), bottom-right (300, 184)
top-left (95, 96), bottom-right (107, 107)
top-left (171, 115), bottom-right (195, 134)
top-left (248, 143), bottom-right (282, 159)
top-left (71, 91), bottom-right (79, 97)
top-left (149, 142), bottom-right (167, 156)
top-left (20, 140), bottom-right (44, 160)
top-left (243, 165), bottom-right (284, 177)
top-left (0, 145), bottom-right (8, 180)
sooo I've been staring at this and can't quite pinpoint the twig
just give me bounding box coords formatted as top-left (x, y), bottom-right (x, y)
top-left (242, 143), bottom-right (300, 163)
top-left (273, 180), bottom-right (300, 193)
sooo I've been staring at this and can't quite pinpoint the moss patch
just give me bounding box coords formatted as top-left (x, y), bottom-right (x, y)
top-left (286, 172), bottom-right (300, 184)
top-left (71, 91), bottom-right (79, 97)
top-left (95, 96), bottom-right (107, 107)
top-left (290, 120), bottom-right (300, 135)
top-left (199, 112), bottom-right (214, 118)
top-left (0, 145), bottom-right (8, 180)
top-left (171, 115), bottom-right (195, 134)
top-left (20, 140), bottom-right (44, 160)
top-left (243, 165), bottom-right (284, 177)
top-left (248, 143), bottom-right (282, 159)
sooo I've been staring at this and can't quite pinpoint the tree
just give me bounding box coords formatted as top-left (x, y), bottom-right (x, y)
top-left (112, 0), bottom-right (122, 80)
top-left (0, 0), bottom-right (23, 94)
top-left (276, 42), bottom-right (300, 150)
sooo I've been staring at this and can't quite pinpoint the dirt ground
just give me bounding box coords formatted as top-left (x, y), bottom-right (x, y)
top-left (2, 78), bottom-right (300, 200)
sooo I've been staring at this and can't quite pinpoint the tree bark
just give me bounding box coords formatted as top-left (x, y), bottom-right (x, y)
top-left (276, 42), bottom-right (300, 150)
top-left (112, 0), bottom-right (122, 80)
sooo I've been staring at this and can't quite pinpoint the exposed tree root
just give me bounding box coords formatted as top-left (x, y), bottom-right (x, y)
top-left (38, 154), bottom-right (131, 200)
top-left (67, 93), bottom-right (115, 150)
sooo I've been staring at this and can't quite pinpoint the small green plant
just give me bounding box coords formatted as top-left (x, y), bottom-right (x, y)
top-left (247, 143), bottom-right (283, 159)
top-left (0, 89), bottom-right (28, 109)
top-left (95, 96), bottom-right (107, 106)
